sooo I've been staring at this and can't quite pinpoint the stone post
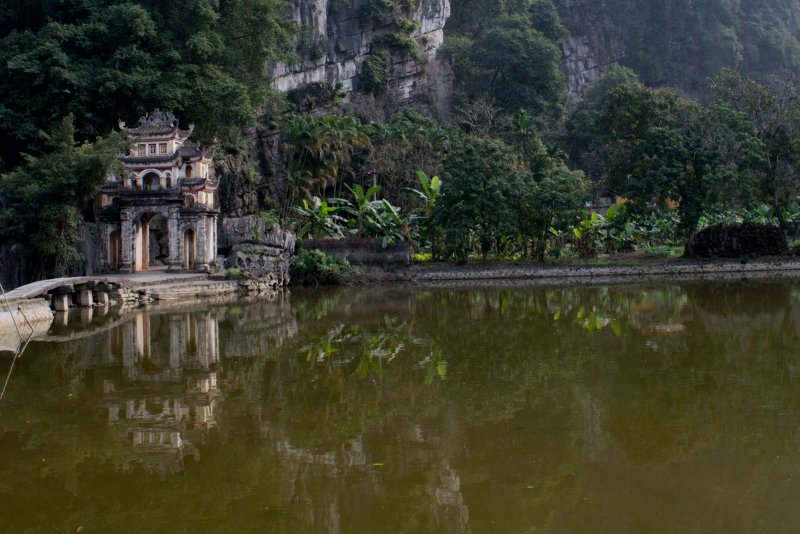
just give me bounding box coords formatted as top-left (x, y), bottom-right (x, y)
top-left (119, 209), bottom-right (133, 273)
top-left (167, 206), bottom-right (181, 271)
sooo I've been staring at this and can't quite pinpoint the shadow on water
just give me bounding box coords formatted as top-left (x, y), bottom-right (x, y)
top-left (3, 281), bottom-right (800, 532)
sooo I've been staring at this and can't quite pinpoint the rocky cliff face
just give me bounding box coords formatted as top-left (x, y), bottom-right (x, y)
top-left (561, 31), bottom-right (626, 104)
top-left (270, 0), bottom-right (452, 115)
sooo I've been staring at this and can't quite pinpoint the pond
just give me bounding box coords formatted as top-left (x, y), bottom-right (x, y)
top-left (2, 281), bottom-right (800, 533)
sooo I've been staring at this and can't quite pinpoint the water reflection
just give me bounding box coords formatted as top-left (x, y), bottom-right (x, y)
top-left (4, 282), bottom-right (800, 532)
top-left (95, 311), bottom-right (220, 472)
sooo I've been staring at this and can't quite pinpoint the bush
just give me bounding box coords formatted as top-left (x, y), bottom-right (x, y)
top-left (225, 267), bottom-right (243, 278)
top-left (360, 53), bottom-right (388, 93)
top-left (373, 32), bottom-right (420, 59)
top-left (359, 0), bottom-right (394, 22)
top-left (290, 249), bottom-right (358, 285)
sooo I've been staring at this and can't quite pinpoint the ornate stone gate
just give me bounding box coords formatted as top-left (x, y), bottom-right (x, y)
top-left (96, 111), bottom-right (219, 273)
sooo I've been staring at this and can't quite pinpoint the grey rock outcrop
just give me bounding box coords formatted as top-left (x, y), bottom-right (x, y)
top-left (561, 32), bottom-right (626, 103)
top-left (220, 216), bottom-right (296, 285)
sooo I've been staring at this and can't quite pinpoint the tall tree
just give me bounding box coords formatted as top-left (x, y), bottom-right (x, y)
top-left (0, 115), bottom-right (127, 276)
top-left (710, 69), bottom-right (800, 233)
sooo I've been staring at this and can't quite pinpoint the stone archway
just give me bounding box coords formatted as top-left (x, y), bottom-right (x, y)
top-left (109, 230), bottom-right (121, 271)
top-left (183, 228), bottom-right (196, 270)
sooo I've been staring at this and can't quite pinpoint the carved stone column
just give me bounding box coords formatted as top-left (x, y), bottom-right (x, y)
top-left (119, 209), bottom-right (133, 273)
top-left (167, 206), bottom-right (181, 271)
top-left (196, 216), bottom-right (209, 271)
top-left (211, 214), bottom-right (218, 266)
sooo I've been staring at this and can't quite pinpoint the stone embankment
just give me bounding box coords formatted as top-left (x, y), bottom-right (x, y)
top-left (363, 258), bottom-right (800, 286)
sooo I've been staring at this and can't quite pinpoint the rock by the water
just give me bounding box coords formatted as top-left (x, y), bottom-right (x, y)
top-left (684, 223), bottom-right (787, 258)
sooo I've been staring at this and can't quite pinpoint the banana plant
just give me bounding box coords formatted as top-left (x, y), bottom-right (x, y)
top-left (291, 196), bottom-right (346, 238)
top-left (342, 183), bottom-right (382, 233)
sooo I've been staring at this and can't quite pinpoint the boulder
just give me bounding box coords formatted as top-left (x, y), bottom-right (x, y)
top-left (684, 223), bottom-right (787, 258)
top-left (219, 216), bottom-right (296, 252)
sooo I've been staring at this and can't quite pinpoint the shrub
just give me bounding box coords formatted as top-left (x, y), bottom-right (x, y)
top-left (225, 267), bottom-right (243, 278)
top-left (290, 249), bottom-right (358, 285)
top-left (373, 32), bottom-right (420, 59)
top-left (397, 18), bottom-right (420, 34)
top-left (360, 53), bottom-right (388, 93)
top-left (359, 0), bottom-right (394, 22)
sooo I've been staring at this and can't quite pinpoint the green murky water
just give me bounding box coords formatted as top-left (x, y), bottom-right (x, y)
top-left (3, 281), bottom-right (800, 533)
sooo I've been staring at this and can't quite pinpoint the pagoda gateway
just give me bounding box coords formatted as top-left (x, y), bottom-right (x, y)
top-left (96, 111), bottom-right (219, 273)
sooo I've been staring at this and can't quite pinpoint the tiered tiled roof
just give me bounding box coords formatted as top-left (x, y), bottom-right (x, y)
top-left (118, 110), bottom-right (194, 140)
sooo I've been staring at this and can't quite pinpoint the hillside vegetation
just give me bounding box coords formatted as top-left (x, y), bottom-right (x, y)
top-left (3, 0), bottom-right (800, 278)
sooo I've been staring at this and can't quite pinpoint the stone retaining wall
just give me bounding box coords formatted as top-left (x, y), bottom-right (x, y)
top-left (304, 238), bottom-right (412, 265)
top-left (382, 258), bottom-right (800, 284)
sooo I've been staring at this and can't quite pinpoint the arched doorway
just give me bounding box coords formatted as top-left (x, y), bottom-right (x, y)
top-left (134, 215), bottom-right (149, 271)
top-left (134, 212), bottom-right (170, 272)
top-left (109, 230), bottom-right (121, 271)
top-left (183, 228), bottom-right (196, 270)
top-left (143, 172), bottom-right (160, 191)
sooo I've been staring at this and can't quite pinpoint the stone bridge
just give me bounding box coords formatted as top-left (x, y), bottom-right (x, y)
top-left (4, 271), bottom-right (209, 310)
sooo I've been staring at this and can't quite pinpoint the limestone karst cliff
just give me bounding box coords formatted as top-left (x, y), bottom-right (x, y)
top-left (270, 0), bottom-right (452, 115)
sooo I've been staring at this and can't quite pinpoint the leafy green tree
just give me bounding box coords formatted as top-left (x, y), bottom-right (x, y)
top-left (591, 82), bottom-right (765, 233)
top-left (433, 137), bottom-right (531, 261)
top-left (291, 196), bottom-right (346, 239)
top-left (527, 167), bottom-right (589, 257)
top-left (0, 115), bottom-right (127, 276)
top-left (406, 170), bottom-right (443, 257)
top-left (363, 109), bottom-right (452, 210)
top-left (469, 15), bottom-right (566, 124)
top-left (710, 69), bottom-right (800, 233)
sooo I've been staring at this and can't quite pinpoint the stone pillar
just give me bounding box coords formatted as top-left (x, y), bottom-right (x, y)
top-left (198, 313), bottom-right (209, 368)
top-left (167, 206), bottom-right (181, 271)
top-left (119, 209), bottom-right (133, 273)
top-left (79, 307), bottom-right (93, 323)
top-left (78, 290), bottom-right (94, 307)
top-left (208, 314), bottom-right (219, 365)
top-left (53, 294), bottom-right (70, 312)
top-left (94, 292), bottom-right (110, 306)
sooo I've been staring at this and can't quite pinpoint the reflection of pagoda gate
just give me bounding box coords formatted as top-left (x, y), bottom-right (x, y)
top-left (116, 312), bottom-right (219, 381)
top-left (103, 311), bottom-right (222, 472)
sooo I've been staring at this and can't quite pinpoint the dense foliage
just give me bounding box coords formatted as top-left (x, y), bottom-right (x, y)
top-left (444, 0), bottom-right (567, 126)
top-left (0, 116), bottom-right (127, 276)
top-left (0, 0), bottom-right (293, 171)
top-left (6, 0), bottom-right (800, 279)
top-left (0, 0), bottom-right (293, 277)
